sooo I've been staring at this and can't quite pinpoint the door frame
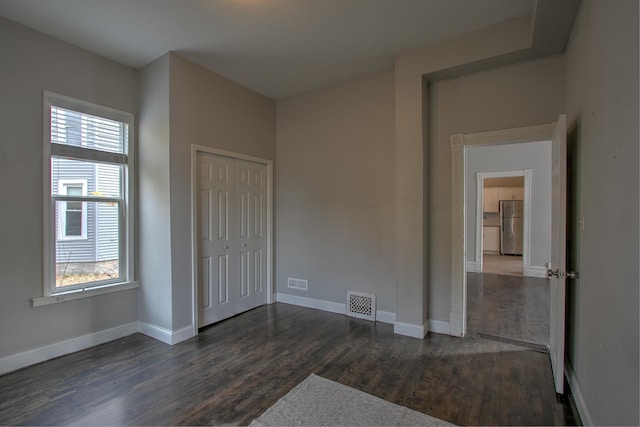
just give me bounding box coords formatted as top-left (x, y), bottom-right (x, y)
top-left (190, 145), bottom-right (274, 336)
top-left (474, 169), bottom-right (532, 274)
top-left (449, 123), bottom-right (554, 337)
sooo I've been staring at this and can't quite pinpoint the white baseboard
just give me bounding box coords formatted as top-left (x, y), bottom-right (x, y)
top-left (0, 321), bottom-right (139, 375)
top-left (277, 292), bottom-right (439, 339)
top-left (565, 360), bottom-right (593, 426)
top-left (376, 310), bottom-right (396, 324)
top-left (138, 322), bottom-right (194, 345)
top-left (466, 261), bottom-right (477, 272)
top-left (276, 293), bottom-right (345, 315)
top-left (523, 265), bottom-right (548, 278)
top-left (394, 319), bottom-right (428, 339)
top-left (428, 319), bottom-right (451, 335)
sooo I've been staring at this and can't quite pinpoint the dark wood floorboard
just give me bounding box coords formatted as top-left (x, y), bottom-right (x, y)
top-left (467, 272), bottom-right (550, 346)
top-left (0, 303), bottom-right (577, 426)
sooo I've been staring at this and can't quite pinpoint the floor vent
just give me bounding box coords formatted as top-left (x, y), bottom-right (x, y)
top-left (346, 291), bottom-right (376, 322)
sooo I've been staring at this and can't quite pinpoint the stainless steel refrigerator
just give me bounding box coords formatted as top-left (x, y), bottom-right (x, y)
top-left (500, 200), bottom-right (523, 255)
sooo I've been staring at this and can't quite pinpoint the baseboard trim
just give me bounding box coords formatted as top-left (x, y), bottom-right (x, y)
top-left (565, 360), bottom-right (593, 426)
top-left (138, 322), bottom-right (194, 345)
top-left (376, 310), bottom-right (396, 324)
top-left (276, 293), bottom-right (441, 339)
top-left (523, 265), bottom-right (548, 278)
top-left (428, 319), bottom-right (451, 335)
top-left (394, 320), bottom-right (428, 339)
top-left (276, 293), bottom-right (346, 315)
top-left (0, 321), bottom-right (139, 375)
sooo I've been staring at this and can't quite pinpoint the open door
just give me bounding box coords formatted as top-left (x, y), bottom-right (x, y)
top-left (548, 114), bottom-right (569, 394)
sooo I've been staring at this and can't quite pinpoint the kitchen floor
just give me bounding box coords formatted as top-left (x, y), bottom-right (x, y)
top-left (482, 253), bottom-right (523, 276)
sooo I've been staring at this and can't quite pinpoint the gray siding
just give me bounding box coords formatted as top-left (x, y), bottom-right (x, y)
top-left (95, 163), bottom-right (120, 262)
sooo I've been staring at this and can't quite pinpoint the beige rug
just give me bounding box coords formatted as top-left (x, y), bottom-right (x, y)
top-left (250, 374), bottom-right (455, 426)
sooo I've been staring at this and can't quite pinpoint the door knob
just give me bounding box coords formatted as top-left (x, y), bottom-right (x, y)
top-left (546, 262), bottom-right (578, 279)
top-left (242, 243), bottom-right (247, 247)
top-left (224, 245), bottom-right (230, 250)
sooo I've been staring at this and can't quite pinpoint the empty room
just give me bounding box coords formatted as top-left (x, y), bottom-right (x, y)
top-left (0, 0), bottom-right (638, 425)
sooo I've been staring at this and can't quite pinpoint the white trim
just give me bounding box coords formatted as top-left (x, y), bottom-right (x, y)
top-left (0, 321), bottom-right (139, 375)
top-left (376, 310), bottom-right (396, 324)
top-left (451, 124), bottom-right (554, 337)
top-left (393, 320), bottom-right (428, 339)
top-left (276, 293), bottom-right (345, 315)
top-left (190, 145), bottom-right (274, 336)
top-left (138, 322), bottom-right (194, 345)
top-left (466, 261), bottom-right (477, 272)
top-left (428, 319), bottom-right (451, 335)
top-left (31, 281), bottom-right (139, 307)
top-left (523, 265), bottom-right (549, 278)
top-left (565, 360), bottom-right (593, 426)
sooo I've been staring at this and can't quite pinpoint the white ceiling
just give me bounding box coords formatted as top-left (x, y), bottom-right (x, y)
top-left (0, 0), bottom-right (546, 99)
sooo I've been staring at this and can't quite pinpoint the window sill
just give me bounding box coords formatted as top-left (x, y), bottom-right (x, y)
top-left (31, 281), bottom-right (140, 307)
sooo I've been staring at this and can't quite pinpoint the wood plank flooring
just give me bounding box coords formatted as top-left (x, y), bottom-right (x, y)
top-left (467, 272), bottom-right (550, 347)
top-left (482, 254), bottom-right (524, 276)
top-left (0, 303), bottom-right (577, 426)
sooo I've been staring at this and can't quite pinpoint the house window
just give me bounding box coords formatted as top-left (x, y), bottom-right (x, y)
top-left (44, 92), bottom-right (134, 294)
top-left (58, 180), bottom-right (88, 239)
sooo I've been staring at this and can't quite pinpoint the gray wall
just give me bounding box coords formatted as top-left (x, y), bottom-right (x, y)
top-left (276, 70), bottom-right (396, 313)
top-left (0, 17), bottom-right (139, 358)
top-left (427, 56), bottom-right (565, 321)
top-left (564, 0), bottom-right (639, 424)
top-left (138, 53), bottom-right (276, 331)
top-left (465, 141), bottom-right (551, 267)
top-left (138, 54), bottom-right (173, 330)
top-left (168, 53), bottom-right (276, 330)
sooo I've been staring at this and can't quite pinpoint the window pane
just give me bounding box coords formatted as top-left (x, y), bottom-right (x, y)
top-left (51, 106), bottom-right (127, 155)
top-left (55, 201), bottom-right (121, 288)
top-left (52, 158), bottom-right (122, 197)
top-left (65, 210), bottom-right (82, 236)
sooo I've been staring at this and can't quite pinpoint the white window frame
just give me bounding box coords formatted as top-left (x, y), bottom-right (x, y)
top-left (38, 91), bottom-right (137, 303)
top-left (57, 179), bottom-right (88, 240)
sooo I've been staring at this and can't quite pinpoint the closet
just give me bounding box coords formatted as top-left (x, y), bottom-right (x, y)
top-left (197, 152), bottom-right (267, 327)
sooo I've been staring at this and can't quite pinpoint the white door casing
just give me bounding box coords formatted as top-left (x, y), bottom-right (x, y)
top-left (191, 146), bottom-right (272, 331)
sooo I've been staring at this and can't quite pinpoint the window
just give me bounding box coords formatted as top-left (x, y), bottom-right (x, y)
top-left (44, 92), bottom-right (134, 295)
top-left (58, 180), bottom-right (88, 239)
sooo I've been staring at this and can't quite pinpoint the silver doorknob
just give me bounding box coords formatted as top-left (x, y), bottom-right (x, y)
top-left (242, 243), bottom-right (247, 247)
top-left (224, 245), bottom-right (230, 250)
top-left (546, 262), bottom-right (578, 279)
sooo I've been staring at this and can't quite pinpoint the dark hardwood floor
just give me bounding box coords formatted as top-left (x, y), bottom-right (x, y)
top-left (0, 303), bottom-right (577, 426)
top-left (467, 272), bottom-right (550, 347)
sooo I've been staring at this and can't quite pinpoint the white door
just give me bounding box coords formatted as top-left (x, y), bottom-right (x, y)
top-left (548, 114), bottom-right (568, 394)
top-left (234, 159), bottom-right (268, 314)
top-left (197, 153), bottom-right (267, 327)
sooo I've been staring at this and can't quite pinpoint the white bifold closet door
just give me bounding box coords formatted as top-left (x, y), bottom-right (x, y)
top-left (197, 152), bottom-right (267, 327)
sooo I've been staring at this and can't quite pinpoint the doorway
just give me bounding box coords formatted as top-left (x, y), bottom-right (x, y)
top-left (190, 145), bottom-right (274, 333)
top-left (473, 171), bottom-right (531, 277)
